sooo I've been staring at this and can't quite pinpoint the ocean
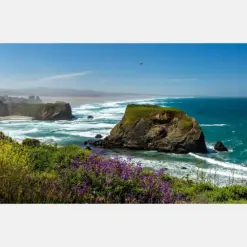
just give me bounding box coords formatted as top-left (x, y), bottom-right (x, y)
top-left (1, 97), bottom-right (247, 186)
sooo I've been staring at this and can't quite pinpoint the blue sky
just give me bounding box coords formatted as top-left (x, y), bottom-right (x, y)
top-left (0, 44), bottom-right (246, 96)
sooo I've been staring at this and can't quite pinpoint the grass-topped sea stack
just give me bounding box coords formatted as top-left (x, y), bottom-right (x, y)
top-left (97, 104), bottom-right (207, 154)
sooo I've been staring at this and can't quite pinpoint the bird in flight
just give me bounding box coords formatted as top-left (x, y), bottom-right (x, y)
top-left (140, 62), bottom-right (143, 66)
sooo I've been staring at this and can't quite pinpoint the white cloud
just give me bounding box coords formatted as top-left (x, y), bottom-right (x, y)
top-left (40, 71), bottom-right (92, 81)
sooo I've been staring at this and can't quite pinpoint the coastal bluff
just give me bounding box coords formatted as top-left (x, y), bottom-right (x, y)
top-left (93, 104), bottom-right (208, 154)
top-left (0, 100), bottom-right (73, 120)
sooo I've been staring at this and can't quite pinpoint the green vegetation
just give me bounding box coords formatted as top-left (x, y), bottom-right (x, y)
top-left (22, 138), bottom-right (41, 147)
top-left (165, 175), bottom-right (247, 203)
top-left (124, 104), bottom-right (183, 125)
top-left (1, 131), bottom-right (247, 203)
top-left (179, 115), bottom-right (193, 129)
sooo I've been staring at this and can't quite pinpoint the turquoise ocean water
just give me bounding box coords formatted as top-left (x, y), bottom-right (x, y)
top-left (1, 97), bottom-right (247, 185)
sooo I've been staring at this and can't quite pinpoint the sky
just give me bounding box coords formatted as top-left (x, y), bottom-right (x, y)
top-left (0, 44), bottom-right (246, 96)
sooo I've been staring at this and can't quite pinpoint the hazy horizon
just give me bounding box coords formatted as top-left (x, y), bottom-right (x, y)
top-left (0, 44), bottom-right (246, 97)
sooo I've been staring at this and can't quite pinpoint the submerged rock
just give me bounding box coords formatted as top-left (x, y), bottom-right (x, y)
top-left (88, 115), bottom-right (94, 120)
top-left (214, 141), bottom-right (228, 152)
top-left (92, 104), bottom-right (208, 154)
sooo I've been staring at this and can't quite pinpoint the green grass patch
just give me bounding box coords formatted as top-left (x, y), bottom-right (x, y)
top-left (124, 104), bottom-right (183, 125)
top-left (179, 115), bottom-right (193, 129)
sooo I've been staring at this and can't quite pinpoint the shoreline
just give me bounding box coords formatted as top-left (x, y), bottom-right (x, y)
top-left (40, 95), bottom-right (160, 107)
top-left (0, 115), bottom-right (34, 121)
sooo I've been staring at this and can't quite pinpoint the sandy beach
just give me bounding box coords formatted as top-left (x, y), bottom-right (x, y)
top-left (0, 115), bottom-right (34, 121)
top-left (40, 95), bottom-right (156, 107)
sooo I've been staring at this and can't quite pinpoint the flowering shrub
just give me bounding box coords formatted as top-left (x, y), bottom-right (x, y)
top-left (1, 132), bottom-right (247, 204)
top-left (59, 154), bottom-right (175, 203)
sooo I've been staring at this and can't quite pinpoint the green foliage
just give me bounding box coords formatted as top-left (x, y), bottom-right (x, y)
top-left (22, 138), bottom-right (41, 147)
top-left (179, 115), bottom-right (193, 129)
top-left (28, 147), bottom-right (53, 171)
top-left (124, 104), bottom-right (182, 125)
top-left (1, 131), bottom-right (247, 204)
top-left (164, 174), bottom-right (247, 203)
top-left (53, 145), bottom-right (90, 170)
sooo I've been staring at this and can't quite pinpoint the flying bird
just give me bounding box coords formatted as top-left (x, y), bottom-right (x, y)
top-left (140, 63), bottom-right (143, 66)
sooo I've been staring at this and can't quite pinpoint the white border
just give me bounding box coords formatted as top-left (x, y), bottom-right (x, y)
top-left (1, 0), bottom-right (247, 246)
top-left (0, 0), bottom-right (247, 43)
top-left (1, 205), bottom-right (247, 247)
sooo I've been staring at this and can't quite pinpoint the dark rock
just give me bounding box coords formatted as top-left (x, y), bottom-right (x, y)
top-left (35, 102), bottom-right (73, 120)
top-left (181, 167), bottom-right (187, 170)
top-left (85, 146), bottom-right (92, 151)
top-left (88, 115), bottom-right (94, 120)
top-left (93, 140), bottom-right (104, 146)
top-left (95, 134), bottom-right (103, 139)
top-left (3, 101), bottom-right (73, 121)
top-left (84, 141), bottom-right (88, 145)
top-left (94, 104), bottom-right (207, 154)
top-left (0, 100), bottom-right (9, 116)
top-left (214, 141), bottom-right (228, 152)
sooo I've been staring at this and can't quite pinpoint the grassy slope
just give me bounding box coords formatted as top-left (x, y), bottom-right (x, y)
top-left (1, 132), bottom-right (247, 203)
top-left (123, 104), bottom-right (193, 130)
top-left (124, 104), bottom-right (182, 124)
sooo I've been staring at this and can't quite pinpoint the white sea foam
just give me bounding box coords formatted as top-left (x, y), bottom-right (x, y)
top-left (68, 130), bottom-right (109, 138)
top-left (200, 124), bottom-right (227, 127)
top-left (189, 153), bottom-right (247, 171)
top-left (75, 104), bottom-right (100, 110)
top-left (39, 136), bottom-right (62, 142)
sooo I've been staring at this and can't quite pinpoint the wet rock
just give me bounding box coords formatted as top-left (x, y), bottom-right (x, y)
top-left (214, 141), bottom-right (228, 152)
top-left (93, 140), bottom-right (104, 146)
top-left (181, 167), bottom-right (187, 170)
top-left (88, 115), bottom-right (94, 120)
top-left (95, 134), bottom-right (103, 139)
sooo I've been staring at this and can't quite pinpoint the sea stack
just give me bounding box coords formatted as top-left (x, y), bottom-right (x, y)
top-left (214, 141), bottom-right (228, 152)
top-left (94, 104), bottom-right (208, 154)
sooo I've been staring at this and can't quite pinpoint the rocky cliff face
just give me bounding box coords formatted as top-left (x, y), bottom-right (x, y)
top-left (35, 102), bottom-right (73, 120)
top-left (0, 101), bottom-right (9, 116)
top-left (3, 101), bottom-right (73, 120)
top-left (97, 104), bottom-right (207, 154)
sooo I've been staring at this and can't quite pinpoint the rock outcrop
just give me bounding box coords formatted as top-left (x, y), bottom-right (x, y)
top-left (0, 100), bottom-right (9, 116)
top-left (93, 104), bottom-right (207, 154)
top-left (214, 141), bottom-right (228, 152)
top-left (35, 102), bottom-right (73, 120)
top-left (1, 101), bottom-right (73, 120)
top-left (95, 134), bottom-right (103, 139)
